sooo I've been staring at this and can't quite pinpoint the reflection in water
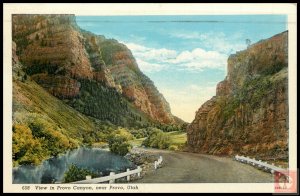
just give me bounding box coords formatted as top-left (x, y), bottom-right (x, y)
top-left (13, 147), bottom-right (135, 184)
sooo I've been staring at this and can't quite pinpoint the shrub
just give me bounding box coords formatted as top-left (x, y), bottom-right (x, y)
top-left (142, 128), bottom-right (171, 149)
top-left (28, 118), bottom-right (77, 156)
top-left (168, 145), bottom-right (179, 151)
top-left (12, 124), bottom-right (47, 166)
top-left (129, 128), bottom-right (148, 139)
top-left (108, 128), bottom-right (133, 156)
top-left (12, 113), bottom-right (78, 166)
top-left (63, 164), bottom-right (99, 183)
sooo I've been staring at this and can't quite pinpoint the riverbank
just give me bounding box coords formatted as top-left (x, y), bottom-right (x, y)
top-left (123, 148), bottom-right (162, 181)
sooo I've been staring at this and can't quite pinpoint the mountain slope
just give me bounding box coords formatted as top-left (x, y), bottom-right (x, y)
top-left (12, 41), bottom-right (107, 166)
top-left (12, 14), bottom-right (178, 126)
top-left (187, 31), bottom-right (288, 163)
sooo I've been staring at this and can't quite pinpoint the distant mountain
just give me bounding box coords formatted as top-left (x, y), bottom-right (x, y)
top-left (12, 14), bottom-right (183, 127)
top-left (187, 31), bottom-right (288, 162)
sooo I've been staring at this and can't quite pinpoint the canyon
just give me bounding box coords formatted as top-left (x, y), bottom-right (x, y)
top-left (187, 31), bottom-right (288, 163)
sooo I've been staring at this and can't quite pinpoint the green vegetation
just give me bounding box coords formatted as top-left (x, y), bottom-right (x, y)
top-left (12, 115), bottom-right (79, 166)
top-left (108, 128), bottom-right (133, 156)
top-left (12, 78), bottom-right (102, 166)
top-left (129, 128), bottom-right (187, 150)
top-left (25, 62), bottom-right (63, 76)
top-left (261, 63), bottom-right (286, 76)
top-left (166, 131), bottom-right (187, 151)
top-left (66, 79), bottom-right (151, 128)
top-left (221, 75), bottom-right (274, 121)
top-left (12, 124), bottom-right (47, 166)
top-left (142, 128), bottom-right (171, 149)
top-left (63, 164), bottom-right (100, 183)
top-left (219, 67), bottom-right (287, 125)
top-left (156, 123), bottom-right (186, 132)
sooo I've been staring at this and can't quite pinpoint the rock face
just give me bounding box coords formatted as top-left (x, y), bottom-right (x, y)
top-left (12, 14), bottom-right (176, 124)
top-left (187, 31), bottom-right (288, 161)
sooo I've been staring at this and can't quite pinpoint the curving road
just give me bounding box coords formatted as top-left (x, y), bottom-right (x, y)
top-left (135, 148), bottom-right (274, 183)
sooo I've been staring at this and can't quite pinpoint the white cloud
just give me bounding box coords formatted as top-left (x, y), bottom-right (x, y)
top-left (171, 31), bottom-right (247, 54)
top-left (167, 48), bottom-right (227, 71)
top-left (171, 31), bottom-right (209, 40)
top-left (125, 42), bottom-right (177, 62)
top-left (124, 42), bottom-right (227, 73)
top-left (135, 58), bottom-right (166, 72)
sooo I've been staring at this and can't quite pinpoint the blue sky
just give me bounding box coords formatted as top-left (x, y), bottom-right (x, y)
top-left (76, 15), bottom-right (287, 122)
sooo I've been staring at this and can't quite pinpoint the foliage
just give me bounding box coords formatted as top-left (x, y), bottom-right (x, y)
top-left (24, 61), bottom-right (61, 76)
top-left (142, 128), bottom-right (171, 149)
top-left (261, 63), bottom-right (286, 76)
top-left (66, 79), bottom-right (150, 128)
top-left (108, 128), bottom-right (133, 156)
top-left (63, 164), bottom-right (99, 183)
top-left (168, 145), bottom-right (179, 151)
top-left (12, 79), bottom-right (123, 166)
top-left (222, 75), bottom-right (274, 121)
top-left (129, 128), bottom-right (149, 139)
top-left (12, 124), bottom-right (47, 166)
top-left (156, 123), bottom-right (185, 132)
top-left (27, 116), bottom-right (77, 156)
top-left (12, 113), bottom-right (79, 166)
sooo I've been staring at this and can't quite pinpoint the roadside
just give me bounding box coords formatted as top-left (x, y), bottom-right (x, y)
top-left (133, 148), bottom-right (274, 183)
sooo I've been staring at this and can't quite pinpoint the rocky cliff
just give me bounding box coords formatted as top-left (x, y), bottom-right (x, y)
top-left (187, 31), bottom-right (288, 163)
top-left (12, 14), bottom-right (176, 125)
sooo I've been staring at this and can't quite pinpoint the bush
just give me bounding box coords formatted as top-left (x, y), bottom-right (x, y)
top-left (108, 128), bottom-right (133, 156)
top-left (12, 124), bottom-right (47, 166)
top-left (12, 114), bottom-right (78, 166)
top-left (142, 128), bottom-right (171, 149)
top-left (64, 164), bottom-right (99, 183)
top-left (28, 118), bottom-right (77, 156)
top-left (129, 128), bottom-right (148, 139)
top-left (168, 145), bottom-right (179, 151)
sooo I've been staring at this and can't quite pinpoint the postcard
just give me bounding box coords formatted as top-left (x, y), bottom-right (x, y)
top-left (3, 3), bottom-right (297, 193)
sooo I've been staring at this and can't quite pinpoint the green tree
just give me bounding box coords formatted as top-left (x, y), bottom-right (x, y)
top-left (142, 128), bottom-right (171, 149)
top-left (35, 34), bottom-right (39, 40)
top-left (107, 128), bottom-right (133, 156)
top-left (64, 164), bottom-right (99, 183)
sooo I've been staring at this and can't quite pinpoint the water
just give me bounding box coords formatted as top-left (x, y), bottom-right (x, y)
top-left (13, 147), bottom-right (135, 184)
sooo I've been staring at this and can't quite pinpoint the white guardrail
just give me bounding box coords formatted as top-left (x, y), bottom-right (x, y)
top-left (234, 155), bottom-right (287, 174)
top-left (71, 166), bottom-right (142, 184)
top-left (154, 156), bottom-right (163, 170)
top-left (71, 155), bottom-right (163, 184)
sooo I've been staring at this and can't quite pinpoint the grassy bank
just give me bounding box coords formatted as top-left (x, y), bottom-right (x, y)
top-left (130, 131), bottom-right (187, 151)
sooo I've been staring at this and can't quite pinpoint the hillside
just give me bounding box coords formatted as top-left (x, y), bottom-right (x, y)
top-left (12, 41), bottom-right (118, 166)
top-left (187, 31), bottom-right (288, 163)
top-left (12, 14), bottom-right (178, 127)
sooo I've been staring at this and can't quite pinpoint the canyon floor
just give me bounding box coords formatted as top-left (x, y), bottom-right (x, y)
top-left (135, 148), bottom-right (274, 183)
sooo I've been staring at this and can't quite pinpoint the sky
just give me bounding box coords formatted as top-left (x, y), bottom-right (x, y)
top-left (76, 15), bottom-right (287, 122)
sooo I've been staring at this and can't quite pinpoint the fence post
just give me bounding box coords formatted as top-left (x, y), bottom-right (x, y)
top-left (271, 170), bottom-right (274, 174)
top-left (109, 172), bottom-right (115, 184)
top-left (126, 169), bottom-right (130, 182)
top-left (137, 166), bottom-right (141, 177)
top-left (86, 175), bottom-right (92, 180)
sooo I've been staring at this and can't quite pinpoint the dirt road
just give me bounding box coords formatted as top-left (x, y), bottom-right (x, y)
top-left (135, 148), bottom-right (274, 183)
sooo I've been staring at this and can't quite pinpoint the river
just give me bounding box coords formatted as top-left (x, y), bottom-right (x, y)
top-left (13, 147), bottom-right (135, 184)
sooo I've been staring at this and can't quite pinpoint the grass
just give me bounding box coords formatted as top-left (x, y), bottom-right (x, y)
top-left (166, 131), bottom-right (187, 146)
top-left (129, 137), bottom-right (146, 147)
top-left (14, 79), bottom-right (96, 139)
top-left (130, 131), bottom-right (187, 150)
